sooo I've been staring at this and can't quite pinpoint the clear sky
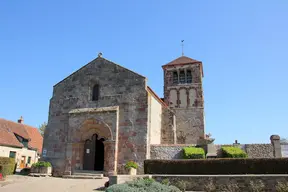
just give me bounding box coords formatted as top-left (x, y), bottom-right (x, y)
top-left (0, 1), bottom-right (287, 144)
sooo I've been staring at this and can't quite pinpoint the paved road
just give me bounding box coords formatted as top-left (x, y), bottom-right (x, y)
top-left (0, 175), bottom-right (108, 192)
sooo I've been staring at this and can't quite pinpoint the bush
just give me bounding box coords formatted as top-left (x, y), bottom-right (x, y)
top-left (219, 182), bottom-right (240, 192)
top-left (204, 178), bottom-right (217, 192)
top-left (276, 181), bottom-right (288, 192)
top-left (222, 146), bottom-right (248, 158)
top-left (144, 158), bottom-right (288, 174)
top-left (124, 161), bottom-right (138, 169)
top-left (183, 147), bottom-right (205, 159)
top-left (31, 161), bottom-right (51, 168)
top-left (105, 178), bottom-right (181, 192)
top-left (249, 180), bottom-right (265, 192)
top-left (0, 157), bottom-right (16, 177)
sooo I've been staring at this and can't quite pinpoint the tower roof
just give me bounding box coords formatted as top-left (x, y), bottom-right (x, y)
top-left (162, 56), bottom-right (201, 67)
top-left (162, 56), bottom-right (204, 77)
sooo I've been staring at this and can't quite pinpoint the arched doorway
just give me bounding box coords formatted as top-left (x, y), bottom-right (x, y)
top-left (83, 134), bottom-right (105, 171)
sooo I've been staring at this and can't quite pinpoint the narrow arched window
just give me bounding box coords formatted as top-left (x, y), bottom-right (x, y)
top-left (179, 70), bottom-right (185, 84)
top-left (92, 84), bottom-right (99, 101)
top-left (186, 70), bottom-right (192, 83)
top-left (173, 71), bottom-right (178, 84)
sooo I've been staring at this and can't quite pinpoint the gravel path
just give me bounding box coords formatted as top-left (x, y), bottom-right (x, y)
top-left (0, 175), bottom-right (108, 192)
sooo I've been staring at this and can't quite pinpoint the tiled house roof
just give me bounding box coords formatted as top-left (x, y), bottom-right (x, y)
top-left (24, 125), bottom-right (43, 154)
top-left (0, 118), bottom-right (43, 154)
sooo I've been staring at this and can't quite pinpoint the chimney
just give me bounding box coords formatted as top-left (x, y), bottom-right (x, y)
top-left (18, 116), bottom-right (24, 124)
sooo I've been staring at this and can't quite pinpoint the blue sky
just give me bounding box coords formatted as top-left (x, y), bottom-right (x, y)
top-left (0, 1), bottom-right (287, 144)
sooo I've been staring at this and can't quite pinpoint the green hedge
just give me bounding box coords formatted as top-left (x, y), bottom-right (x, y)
top-left (32, 161), bottom-right (52, 168)
top-left (222, 146), bottom-right (248, 158)
top-left (0, 157), bottom-right (16, 177)
top-left (183, 147), bottom-right (205, 159)
top-left (144, 158), bottom-right (288, 174)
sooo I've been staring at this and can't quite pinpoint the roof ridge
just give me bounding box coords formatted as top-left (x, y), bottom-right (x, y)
top-left (54, 56), bottom-right (147, 87)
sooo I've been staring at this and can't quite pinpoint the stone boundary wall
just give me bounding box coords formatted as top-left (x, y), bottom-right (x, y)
top-left (150, 144), bottom-right (195, 159)
top-left (150, 143), bottom-right (276, 159)
top-left (215, 144), bottom-right (274, 158)
top-left (152, 175), bottom-right (288, 191)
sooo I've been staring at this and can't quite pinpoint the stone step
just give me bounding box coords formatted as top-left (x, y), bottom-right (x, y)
top-left (63, 174), bottom-right (103, 179)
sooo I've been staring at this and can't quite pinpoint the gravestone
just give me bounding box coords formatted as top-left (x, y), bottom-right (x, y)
top-left (281, 144), bottom-right (288, 157)
top-left (206, 143), bottom-right (217, 158)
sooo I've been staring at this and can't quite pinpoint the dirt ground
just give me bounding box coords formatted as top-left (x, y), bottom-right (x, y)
top-left (0, 175), bottom-right (108, 192)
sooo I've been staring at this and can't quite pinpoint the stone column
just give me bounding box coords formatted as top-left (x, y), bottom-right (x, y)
top-left (64, 142), bottom-right (73, 175)
top-left (270, 135), bottom-right (282, 158)
top-left (103, 140), bottom-right (117, 176)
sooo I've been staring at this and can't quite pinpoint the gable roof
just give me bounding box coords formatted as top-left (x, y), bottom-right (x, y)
top-left (24, 125), bottom-right (43, 154)
top-left (162, 56), bottom-right (204, 77)
top-left (54, 55), bottom-right (146, 87)
top-left (0, 118), bottom-right (43, 153)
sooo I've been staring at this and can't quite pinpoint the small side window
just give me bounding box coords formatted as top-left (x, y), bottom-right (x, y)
top-left (9, 151), bottom-right (16, 158)
top-left (92, 84), bottom-right (99, 101)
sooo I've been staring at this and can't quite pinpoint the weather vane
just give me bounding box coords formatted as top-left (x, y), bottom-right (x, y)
top-left (181, 40), bottom-right (184, 56)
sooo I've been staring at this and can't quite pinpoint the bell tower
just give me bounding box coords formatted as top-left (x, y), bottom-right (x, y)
top-left (162, 56), bottom-right (205, 144)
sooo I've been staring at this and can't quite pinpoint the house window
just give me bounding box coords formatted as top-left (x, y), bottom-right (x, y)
top-left (92, 84), bottom-right (99, 101)
top-left (9, 151), bottom-right (16, 158)
top-left (27, 157), bottom-right (31, 164)
top-left (179, 70), bottom-right (185, 84)
top-left (186, 70), bottom-right (192, 83)
top-left (173, 71), bottom-right (178, 84)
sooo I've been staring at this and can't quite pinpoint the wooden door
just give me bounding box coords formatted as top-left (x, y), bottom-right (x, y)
top-left (20, 156), bottom-right (26, 168)
top-left (83, 139), bottom-right (95, 170)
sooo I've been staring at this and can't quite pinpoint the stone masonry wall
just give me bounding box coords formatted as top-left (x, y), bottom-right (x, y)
top-left (43, 56), bottom-right (149, 175)
top-left (163, 63), bottom-right (205, 144)
top-left (150, 143), bottom-right (276, 160)
top-left (152, 175), bottom-right (288, 191)
top-left (161, 107), bottom-right (176, 144)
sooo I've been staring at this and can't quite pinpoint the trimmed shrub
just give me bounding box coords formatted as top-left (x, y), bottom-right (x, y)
top-left (31, 161), bottom-right (51, 168)
top-left (0, 157), bottom-right (16, 177)
top-left (124, 161), bottom-right (138, 169)
top-left (144, 158), bottom-right (288, 175)
top-left (222, 146), bottom-right (248, 158)
top-left (105, 178), bottom-right (181, 192)
top-left (183, 147), bottom-right (205, 159)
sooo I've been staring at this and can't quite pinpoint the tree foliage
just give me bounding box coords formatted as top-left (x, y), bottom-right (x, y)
top-left (38, 122), bottom-right (47, 137)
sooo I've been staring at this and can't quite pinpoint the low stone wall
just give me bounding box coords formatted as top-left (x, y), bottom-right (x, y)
top-left (151, 143), bottom-right (275, 159)
top-left (152, 175), bottom-right (288, 192)
top-left (150, 144), bottom-right (195, 159)
top-left (245, 144), bottom-right (274, 158)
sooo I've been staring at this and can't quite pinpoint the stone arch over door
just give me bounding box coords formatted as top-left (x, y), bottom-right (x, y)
top-left (66, 106), bottom-right (119, 176)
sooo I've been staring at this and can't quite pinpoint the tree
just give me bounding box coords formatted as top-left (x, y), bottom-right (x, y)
top-left (39, 122), bottom-right (47, 137)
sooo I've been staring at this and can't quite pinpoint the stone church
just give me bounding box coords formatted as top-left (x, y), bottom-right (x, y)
top-left (42, 53), bottom-right (205, 176)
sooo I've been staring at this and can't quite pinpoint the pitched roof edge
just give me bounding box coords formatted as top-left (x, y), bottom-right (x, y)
top-left (162, 62), bottom-right (204, 77)
top-left (146, 86), bottom-right (168, 108)
top-left (54, 56), bottom-right (147, 87)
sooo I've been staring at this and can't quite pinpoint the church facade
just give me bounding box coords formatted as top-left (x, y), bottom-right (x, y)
top-left (42, 54), bottom-right (205, 176)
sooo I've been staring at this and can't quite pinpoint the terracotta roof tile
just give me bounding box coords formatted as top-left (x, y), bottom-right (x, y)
top-left (0, 118), bottom-right (29, 139)
top-left (0, 127), bottom-right (23, 148)
top-left (162, 56), bottom-right (204, 77)
top-left (0, 118), bottom-right (43, 153)
top-left (24, 125), bottom-right (43, 154)
top-left (162, 56), bottom-right (201, 67)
